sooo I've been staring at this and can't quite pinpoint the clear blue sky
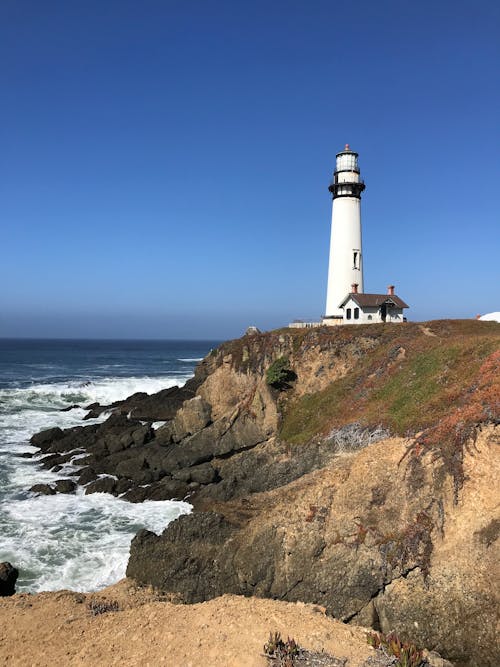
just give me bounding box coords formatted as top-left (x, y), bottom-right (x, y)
top-left (1, 0), bottom-right (499, 339)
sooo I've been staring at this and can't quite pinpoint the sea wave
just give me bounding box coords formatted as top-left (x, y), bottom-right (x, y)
top-left (0, 371), bottom-right (194, 592)
top-left (177, 358), bottom-right (204, 362)
top-left (0, 490), bottom-right (191, 592)
top-left (0, 375), bottom-right (191, 415)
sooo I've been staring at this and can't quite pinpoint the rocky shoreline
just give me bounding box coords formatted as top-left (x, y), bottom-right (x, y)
top-left (17, 321), bottom-right (500, 666)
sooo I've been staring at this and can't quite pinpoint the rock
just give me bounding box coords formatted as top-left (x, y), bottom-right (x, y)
top-left (115, 478), bottom-right (132, 495)
top-left (172, 462), bottom-right (218, 485)
top-left (424, 651), bottom-right (455, 667)
top-left (171, 396), bottom-right (212, 441)
top-left (144, 478), bottom-right (190, 501)
top-left (59, 404), bottom-right (80, 412)
top-left (29, 483), bottom-right (56, 495)
top-left (54, 479), bottom-right (76, 494)
top-left (0, 563), bottom-right (18, 596)
top-left (84, 477), bottom-right (116, 495)
top-left (30, 427), bottom-right (65, 449)
top-left (127, 513), bottom-right (238, 600)
top-left (121, 487), bottom-right (150, 503)
top-left (245, 326), bottom-right (261, 335)
top-left (115, 457), bottom-right (154, 485)
top-left (161, 414), bottom-right (265, 473)
top-left (126, 426), bottom-right (500, 667)
top-left (78, 467), bottom-right (98, 485)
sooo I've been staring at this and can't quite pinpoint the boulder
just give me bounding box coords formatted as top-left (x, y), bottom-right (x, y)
top-left (29, 483), bottom-right (55, 495)
top-left (127, 513), bottom-right (238, 600)
top-left (78, 467), bottom-right (98, 485)
top-left (30, 427), bottom-right (65, 449)
top-left (54, 479), bottom-right (76, 494)
top-left (0, 563), bottom-right (18, 596)
top-left (171, 396), bottom-right (212, 441)
top-left (85, 476), bottom-right (116, 495)
top-left (173, 462), bottom-right (218, 485)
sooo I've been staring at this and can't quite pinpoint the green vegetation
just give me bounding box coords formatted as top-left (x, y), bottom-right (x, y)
top-left (280, 323), bottom-right (499, 444)
top-left (367, 631), bottom-right (425, 667)
top-left (266, 357), bottom-right (296, 390)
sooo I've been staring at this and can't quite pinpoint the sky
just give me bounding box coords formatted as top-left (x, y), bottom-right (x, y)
top-left (1, 0), bottom-right (499, 339)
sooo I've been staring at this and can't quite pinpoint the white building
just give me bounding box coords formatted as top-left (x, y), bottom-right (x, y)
top-left (288, 144), bottom-right (409, 328)
top-left (338, 284), bottom-right (408, 324)
top-left (323, 144), bottom-right (365, 323)
top-left (322, 145), bottom-right (409, 326)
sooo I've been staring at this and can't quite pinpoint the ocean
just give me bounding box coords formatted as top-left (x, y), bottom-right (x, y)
top-left (0, 338), bottom-right (218, 593)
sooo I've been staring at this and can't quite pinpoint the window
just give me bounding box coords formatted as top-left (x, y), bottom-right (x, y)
top-left (353, 251), bottom-right (358, 269)
top-left (354, 308), bottom-right (360, 320)
top-left (346, 308), bottom-right (351, 320)
top-left (368, 315), bottom-right (372, 320)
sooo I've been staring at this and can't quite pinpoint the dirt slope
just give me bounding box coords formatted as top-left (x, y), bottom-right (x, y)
top-left (0, 580), bottom-right (374, 667)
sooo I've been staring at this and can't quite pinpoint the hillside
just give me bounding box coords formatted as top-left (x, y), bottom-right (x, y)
top-left (25, 320), bottom-right (500, 666)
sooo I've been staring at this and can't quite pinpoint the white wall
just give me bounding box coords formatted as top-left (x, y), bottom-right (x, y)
top-left (325, 197), bottom-right (363, 317)
top-left (341, 298), bottom-right (404, 324)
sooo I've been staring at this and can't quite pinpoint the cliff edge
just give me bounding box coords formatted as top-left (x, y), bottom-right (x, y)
top-left (30, 320), bottom-right (500, 666)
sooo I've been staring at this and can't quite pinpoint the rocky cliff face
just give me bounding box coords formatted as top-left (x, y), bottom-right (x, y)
top-left (30, 320), bottom-right (500, 666)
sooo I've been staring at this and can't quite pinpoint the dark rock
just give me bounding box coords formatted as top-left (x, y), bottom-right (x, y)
top-left (115, 478), bottom-right (133, 495)
top-left (30, 427), bottom-right (65, 449)
top-left (173, 463), bottom-right (218, 485)
top-left (154, 422), bottom-right (175, 446)
top-left (30, 483), bottom-right (56, 495)
top-left (190, 463), bottom-right (218, 485)
top-left (39, 453), bottom-right (72, 469)
top-left (159, 414), bottom-right (265, 475)
top-left (121, 487), bottom-right (149, 503)
top-left (54, 479), bottom-right (76, 494)
top-left (78, 467), bottom-right (98, 485)
top-left (0, 562), bottom-right (18, 596)
top-left (127, 513), bottom-right (238, 600)
top-left (59, 404), bottom-right (80, 412)
top-left (115, 457), bottom-right (154, 485)
top-left (85, 476), bottom-right (117, 495)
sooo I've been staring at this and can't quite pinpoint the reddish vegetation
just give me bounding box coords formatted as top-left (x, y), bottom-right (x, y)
top-left (410, 348), bottom-right (500, 500)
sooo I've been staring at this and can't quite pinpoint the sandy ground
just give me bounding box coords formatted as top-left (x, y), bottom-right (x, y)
top-left (0, 579), bottom-right (374, 667)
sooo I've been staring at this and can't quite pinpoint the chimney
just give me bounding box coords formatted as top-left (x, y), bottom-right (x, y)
top-left (351, 283), bottom-right (359, 294)
top-left (387, 285), bottom-right (395, 296)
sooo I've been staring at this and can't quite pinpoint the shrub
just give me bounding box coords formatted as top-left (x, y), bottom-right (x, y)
top-left (266, 357), bottom-right (296, 390)
top-left (367, 631), bottom-right (425, 667)
top-left (327, 422), bottom-right (390, 453)
top-left (264, 632), bottom-right (301, 665)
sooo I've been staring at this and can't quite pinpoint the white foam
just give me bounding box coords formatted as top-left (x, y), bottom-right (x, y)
top-left (0, 371), bottom-right (195, 593)
top-left (0, 374), bottom-right (191, 415)
top-left (1, 491), bottom-right (191, 592)
top-left (178, 358), bottom-right (203, 362)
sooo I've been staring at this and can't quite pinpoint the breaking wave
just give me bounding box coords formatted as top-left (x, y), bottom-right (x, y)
top-left (0, 365), bottom-right (198, 592)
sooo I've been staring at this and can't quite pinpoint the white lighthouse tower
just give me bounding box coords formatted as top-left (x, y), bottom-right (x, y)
top-left (324, 145), bottom-right (365, 322)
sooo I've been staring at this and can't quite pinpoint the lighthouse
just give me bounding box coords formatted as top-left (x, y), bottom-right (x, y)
top-left (324, 145), bottom-right (365, 321)
top-left (288, 144), bottom-right (409, 330)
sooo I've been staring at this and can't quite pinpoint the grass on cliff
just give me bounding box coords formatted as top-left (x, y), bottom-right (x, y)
top-left (279, 320), bottom-right (499, 445)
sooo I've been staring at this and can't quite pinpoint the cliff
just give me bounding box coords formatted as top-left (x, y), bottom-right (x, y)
top-left (29, 320), bottom-right (500, 666)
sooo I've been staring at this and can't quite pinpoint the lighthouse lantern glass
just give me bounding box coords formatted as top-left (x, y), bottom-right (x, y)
top-left (336, 153), bottom-right (358, 172)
